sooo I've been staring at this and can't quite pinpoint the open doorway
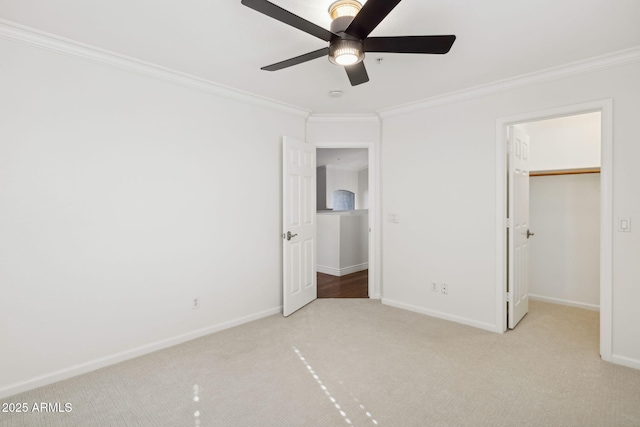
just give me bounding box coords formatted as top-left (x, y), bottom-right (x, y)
top-left (496, 99), bottom-right (613, 361)
top-left (316, 148), bottom-right (369, 298)
top-left (506, 112), bottom-right (601, 326)
top-left (520, 112), bottom-right (601, 311)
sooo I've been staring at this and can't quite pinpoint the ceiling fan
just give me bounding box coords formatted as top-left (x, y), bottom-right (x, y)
top-left (240, 0), bottom-right (456, 86)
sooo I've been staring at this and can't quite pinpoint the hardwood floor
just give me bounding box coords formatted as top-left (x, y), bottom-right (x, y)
top-left (317, 270), bottom-right (368, 298)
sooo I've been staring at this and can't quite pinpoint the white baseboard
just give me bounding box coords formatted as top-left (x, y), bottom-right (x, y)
top-left (381, 298), bottom-right (499, 333)
top-left (611, 354), bottom-right (640, 371)
top-left (316, 265), bottom-right (340, 275)
top-left (529, 294), bottom-right (600, 311)
top-left (317, 263), bottom-right (368, 277)
top-left (0, 306), bottom-right (281, 400)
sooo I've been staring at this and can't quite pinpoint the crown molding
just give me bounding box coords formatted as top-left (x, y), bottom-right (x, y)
top-left (3, 19), bottom-right (638, 121)
top-left (0, 19), bottom-right (311, 118)
top-left (378, 46), bottom-right (640, 118)
top-left (308, 114), bottom-right (380, 123)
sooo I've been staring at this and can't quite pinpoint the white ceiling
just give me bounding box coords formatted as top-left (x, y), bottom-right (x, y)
top-left (1, 0), bottom-right (639, 114)
top-left (317, 148), bottom-right (368, 169)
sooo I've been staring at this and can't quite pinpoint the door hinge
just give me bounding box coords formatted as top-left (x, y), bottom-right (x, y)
top-left (506, 218), bottom-right (512, 228)
top-left (506, 292), bottom-right (512, 303)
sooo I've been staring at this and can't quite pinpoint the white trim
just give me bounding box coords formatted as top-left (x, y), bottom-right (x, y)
top-left (316, 265), bottom-right (341, 276)
top-left (529, 294), bottom-right (599, 311)
top-left (496, 121), bottom-right (508, 334)
top-left (495, 99), bottom-right (613, 361)
top-left (314, 141), bottom-right (380, 300)
top-left (599, 101), bottom-right (614, 363)
top-left (0, 306), bottom-right (281, 400)
top-left (379, 47), bottom-right (640, 118)
top-left (382, 298), bottom-right (499, 333)
top-left (0, 19), bottom-right (310, 118)
top-left (611, 354), bottom-right (640, 371)
top-left (317, 262), bottom-right (368, 277)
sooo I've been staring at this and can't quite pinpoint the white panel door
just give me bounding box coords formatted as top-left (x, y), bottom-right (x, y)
top-left (283, 136), bottom-right (316, 317)
top-left (508, 126), bottom-right (531, 329)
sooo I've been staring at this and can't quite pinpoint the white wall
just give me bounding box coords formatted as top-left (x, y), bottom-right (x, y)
top-left (522, 112), bottom-right (601, 171)
top-left (307, 116), bottom-right (380, 145)
top-left (317, 214), bottom-right (341, 272)
top-left (358, 168), bottom-right (369, 209)
top-left (317, 212), bottom-right (368, 276)
top-left (317, 166), bottom-right (328, 210)
top-left (0, 38), bottom-right (306, 396)
top-left (325, 166), bottom-right (359, 209)
top-left (340, 214), bottom-right (369, 271)
top-left (317, 165), bottom-right (369, 210)
top-left (530, 174), bottom-right (600, 309)
top-left (380, 60), bottom-right (640, 367)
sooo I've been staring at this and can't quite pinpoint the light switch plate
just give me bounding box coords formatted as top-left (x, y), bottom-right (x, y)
top-left (618, 217), bottom-right (631, 232)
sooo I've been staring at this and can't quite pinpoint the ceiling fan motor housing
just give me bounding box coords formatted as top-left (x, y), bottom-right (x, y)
top-left (329, 15), bottom-right (365, 66)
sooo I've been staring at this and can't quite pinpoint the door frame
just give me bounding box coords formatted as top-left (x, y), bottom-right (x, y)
top-left (314, 141), bottom-right (380, 299)
top-left (495, 99), bottom-right (613, 361)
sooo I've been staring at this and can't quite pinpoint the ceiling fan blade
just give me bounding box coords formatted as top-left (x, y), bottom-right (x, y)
top-left (345, 62), bottom-right (369, 86)
top-left (345, 0), bottom-right (402, 40)
top-left (365, 35), bottom-right (456, 54)
top-left (241, 0), bottom-right (337, 42)
top-left (261, 47), bottom-right (329, 71)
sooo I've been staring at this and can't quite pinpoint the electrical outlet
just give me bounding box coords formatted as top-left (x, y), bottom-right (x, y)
top-left (442, 284), bottom-right (448, 295)
top-left (192, 298), bottom-right (199, 309)
top-left (431, 282), bottom-right (439, 292)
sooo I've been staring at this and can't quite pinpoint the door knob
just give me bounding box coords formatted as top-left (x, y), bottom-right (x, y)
top-left (285, 231), bottom-right (298, 241)
top-left (527, 229), bottom-right (535, 239)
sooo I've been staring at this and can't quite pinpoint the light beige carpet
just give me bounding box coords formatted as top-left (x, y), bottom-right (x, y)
top-left (2, 300), bottom-right (640, 426)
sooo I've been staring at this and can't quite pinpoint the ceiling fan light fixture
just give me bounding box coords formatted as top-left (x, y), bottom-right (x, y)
top-left (329, 39), bottom-right (365, 66)
top-left (242, 0), bottom-right (456, 87)
top-left (328, 0), bottom-right (362, 20)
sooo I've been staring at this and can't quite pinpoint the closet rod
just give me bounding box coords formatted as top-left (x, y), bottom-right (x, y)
top-left (530, 168), bottom-right (600, 177)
